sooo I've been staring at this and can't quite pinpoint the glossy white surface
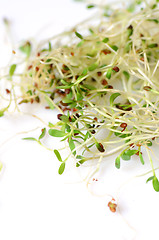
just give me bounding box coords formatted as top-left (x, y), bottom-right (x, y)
top-left (0, 1), bottom-right (159, 240)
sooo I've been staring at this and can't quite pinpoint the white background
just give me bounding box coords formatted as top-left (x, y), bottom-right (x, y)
top-left (0, 1), bottom-right (159, 240)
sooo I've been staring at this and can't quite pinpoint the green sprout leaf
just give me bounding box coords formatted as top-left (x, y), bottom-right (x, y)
top-left (106, 68), bottom-right (112, 79)
top-left (22, 137), bottom-right (37, 141)
top-left (83, 84), bottom-right (96, 90)
top-left (114, 132), bottom-right (131, 139)
top-left (139, 152), bottom-right (144, 165)
top-left (147, 43), bottom-right (158, 48)
top-left (44, 95), bottom-right (55, 110)
top-left (0, 110), bottom-right (4, 117)
top-left (121, 153), bottom-right (131, 160)
top-left (88, 63), bottom-right (98, 71)
top-left (56, 84), bottom-right (73, 89)
top-left (102, 37), bottom-right (109, 43)
top-left (76, 159), bottom-right (86, 167)
top-left (82, 68), bottom-right (88, 76)
top-left (84, 131), bottom-right (91, 141)
top-left (96, 142), bottom-right (105, 152)
top-left (146, 176), bottom-right (154, 183)
top-left (110, 45), bottom-right (118, 51)
top-left (69, 139), bottom-right (76, 156)
top-left (147, 19), bottom-right (159, 24)
top-left (54, 149), bottom-right (63, 162)
top-left (152, 176), bottom-right (159, 192)
top-left (121, 149), bottom-right (134, 160)
top-left (58, 162), bottom-right (65, 175)
top-left (19, 41), bottom-right (31, 57)
top-left (127, 25), bottom-right (133, 37)
top-left (48, 42), bottom-right (52, 51)
top-left (110, 93), bottom-right (121, 106)
top-left (87, 4), bottom-right (95, 9)
top-left (147, 141), bottom-right (152, 146)
top-left (123, 71), bottom-right (130, 80)
top-left (59, 115), bottom-right (69, 123)
top-left (126, 149), bottom-right (138, 156)
top-left (77, 40), bottom-right (84, 47)
top-left (121, 149), bottom-right (138, 160)
top-left (39, 128), bottom-right (46, 140)
top-left (75, 31), bottom-right (83, 40)
top-left (9, 64), bottom-right (16, 77)
top-left (115, 156), bottom-right (120, 169)
top-left (48, 129), bottom-right (66, 137)
top-left (76, 90), bottom-right (84, 101)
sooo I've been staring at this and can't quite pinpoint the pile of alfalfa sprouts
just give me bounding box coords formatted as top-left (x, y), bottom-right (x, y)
top-left (1, 0), bottom-right (159, 193)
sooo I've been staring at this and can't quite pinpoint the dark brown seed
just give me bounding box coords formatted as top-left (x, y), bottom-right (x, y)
top-left (74, 133), bottom-right (79, 136)
top-left (120, 123), bottom-right (127, 128)
top-left (45, 106), bottom-right (50, 109)
top-left (63, 107), bottom-right (71, 112)
top-left (76, 113), bottom-right (80, 118)
top-left (57, 114), bottom-right (63, 120)
top-left (35, 96), bottom-right (40, 103)
top-left (128, 25), bottom-right (133, 30)
top-left (143, 86), bottom-right (152, 91)
top-left (94, 117), bottom-right (97, 121)
top-left (50, 93), bottom-right (54, 100)
top-left (34, 82), bottom-right (38, 88)
top-left (60, 100), bottom-right (68, 106)
top-left (91, 130), bottom-right (96, 134)
top-left (5, 89), bottom-right (10, 94)
top-left (61, 69), bottom-right (68, 74)
top-left (37, 52), bottom-right (40, 57)
top-left (140, 57), bottom-right (144, 62)
top-left (62, 64), bottom-right (68, 70)
top-left (97, 71), bottom-right (102, 77)
top-left (28, 65), bottom-right (33, 70)
top-left (101, 79), bottom-right (108, 86)
top-left (65, 89), bottom-right (70, 94)
top-left (50, 64), bottom-right (53, 69)
top-left (125, 106), bottom-right (132, 111)
top-left (51, 74), bottom-right (55, 79)
top-left (101, 49), bottom-right (111, 55)
top-left (56, 90), bottom-right (66, 96)
top-left (107, 85), bottom-right (113, 89)
top-left (116, 104), bottom-right (123, 110)
top-left (97, 143), bottom-right (105, 152)
top-left (129, 143), bottom-right (135, 147)
top-left (35, 66), bottom-right (39, 72)
top-left (69, 116), bottom-right (72, 122)
top-left (112, 66), bottom-right (120, 72)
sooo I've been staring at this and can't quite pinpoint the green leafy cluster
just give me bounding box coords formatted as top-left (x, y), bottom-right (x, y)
top-left (1, 0), bottom-right (159, 192)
